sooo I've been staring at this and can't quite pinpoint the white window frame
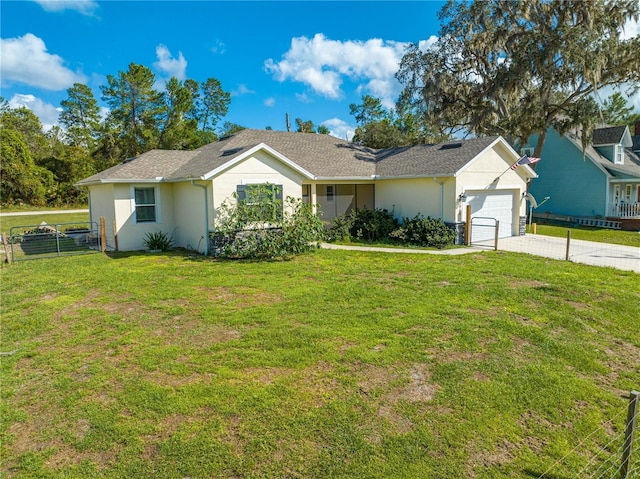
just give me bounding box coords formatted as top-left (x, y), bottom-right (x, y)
top-left (613, 184), bottom-right (621, 205)
top-left (615, 145), bottom-right (624, 165)
top-left (131, 185), bottom-right (161, 224)
top-left (326, 185), bottom-right (335, 202)
top-left (625, 185), bottom-right (632, 204)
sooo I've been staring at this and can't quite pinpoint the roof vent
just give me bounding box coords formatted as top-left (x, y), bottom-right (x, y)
top-left (221, 147), bottom-right (243, 156)
top-left (439, 142), bottom-right (462, 150)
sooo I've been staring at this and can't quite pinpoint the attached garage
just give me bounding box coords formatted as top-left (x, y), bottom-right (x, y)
top-left (466, 190), bottom-right (518, 242)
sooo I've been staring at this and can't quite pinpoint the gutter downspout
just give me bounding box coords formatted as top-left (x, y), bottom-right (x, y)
top-left (191, 180), bottom-right (210, 256)
top-left (433, 177), bottom-right (444, 219)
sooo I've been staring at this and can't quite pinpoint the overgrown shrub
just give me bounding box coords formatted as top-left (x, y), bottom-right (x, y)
top-left (348, 208), bottom-right (399, 242)
top-left (390, 214), bottom-right (456, 249)
top-left (326, 209), bottom-right (456, 249)
top-left (324, 213), bottom-right (354, 242)
top-left (214, 192), bottom-right (323, 259)
top-left (143, 231), bottom-right (173, 251)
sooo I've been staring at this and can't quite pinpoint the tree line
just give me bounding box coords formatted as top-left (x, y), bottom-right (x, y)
top-left (1, 62), bottom-right (236, 206)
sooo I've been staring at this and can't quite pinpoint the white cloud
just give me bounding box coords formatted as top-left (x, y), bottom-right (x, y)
top-left (154, 44), bottom-right (187, 80)
top-left (321, 117), bottom-right (355, 142)
top-left (418, 35), bottom-right (439, 53)
top-left (8, 93), bottom-right (61, 131)
top-left (231, 84), bottom-right (255, 96)
top-left (264, 97), bottom-right (276, 107)
top-left (265, 33), bottom-right (412, 107)
top-left (0, 33), bottom-right (86, 90)
top-left (33, 0), bottom-right (98, 15)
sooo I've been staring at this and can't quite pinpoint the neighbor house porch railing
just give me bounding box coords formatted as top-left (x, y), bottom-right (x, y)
top-left (607, 203), bottom-right (640, 218)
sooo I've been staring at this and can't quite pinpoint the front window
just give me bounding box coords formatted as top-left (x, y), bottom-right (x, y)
top-left (236, 183), bottom-right (283, 222)
top-left (134, 187), bottom-right (156, 223)
top-left (625, 185), bottom-right (632, 204)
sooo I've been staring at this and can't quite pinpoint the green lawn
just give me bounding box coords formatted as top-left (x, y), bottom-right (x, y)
top-left (1, 250), bottom-right (638, 478)
top-left (0, 212), bottom-right (90, 236)
top-left (533, 223), bottom-right (640, 247)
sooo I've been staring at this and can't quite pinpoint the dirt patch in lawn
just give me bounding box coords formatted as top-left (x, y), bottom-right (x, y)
top-left (196, 286), bottom-right (283, 307)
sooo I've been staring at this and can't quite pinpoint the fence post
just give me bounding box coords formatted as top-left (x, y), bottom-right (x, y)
top-left (100, 216), bottom-right (106, 253)
top-left (494, 220), bottom-right (499, 251)
top-left (465, 205), bottom-right (471, 246)
top-left (565, 230), bottom-right (571, 261)
top-left (621, 390), bottom-right (639, 479)
top-left (2, 233), bottom-right (11, 265)
top-left (55, 224), bottom-right (61, 256)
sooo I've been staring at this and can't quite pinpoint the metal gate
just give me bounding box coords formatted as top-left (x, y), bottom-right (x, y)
top-left (470, 216), bottom-right (499, 250)
top-left (8, 221), bottom-right (101, 262)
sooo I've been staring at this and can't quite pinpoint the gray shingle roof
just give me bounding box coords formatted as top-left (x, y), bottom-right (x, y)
top-left (77, 129), bottom-right (503, 185)
top-left (592, 126), bottom-right (627, 145)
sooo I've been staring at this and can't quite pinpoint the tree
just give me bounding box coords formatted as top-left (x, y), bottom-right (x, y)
top-left (100, 63), bottom-right (165, 158)
top-left (60, 83), bottom-right (101, 149)
top-left (349, 95), bottom-right (388, 126)
top-left (194, 78), bottom-right (230, 133)
top-left (600, 92), bottom-right (640, 130)
top-left (0, 129), bottom-right (52, 206)
top-left (316, 125), bottom-right (330, 135)
top-left (295, 118), bottom-right (315, 133)
top-left (396, 0), bottom-right (640, 156)
top-left (218, 122), bottom-right (245, 137)
top-left (157, 77), bottom-right (199, 150)
top-left (0, 106), bottom-right (48, 160)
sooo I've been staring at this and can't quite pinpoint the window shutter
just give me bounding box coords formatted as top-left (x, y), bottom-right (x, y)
top-left (236, 185), bottom-right (246, 201)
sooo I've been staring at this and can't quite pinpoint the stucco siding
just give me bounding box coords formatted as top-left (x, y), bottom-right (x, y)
top-left (88, 184), bottom-right (116, 250)
top-left (173, 181), bottom-right (211, 253)
top-left (375, 178), bottom-right (453, 221)
top-left (528, 130), bottom-right (608, 217)
top-left (111, 183), bottom-right (176, 251)
top-left (211, 150), bottom-right (305, 219)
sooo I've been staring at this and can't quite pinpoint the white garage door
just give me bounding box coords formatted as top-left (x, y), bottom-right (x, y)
top-left (466, 190), bottom-right (515, 242)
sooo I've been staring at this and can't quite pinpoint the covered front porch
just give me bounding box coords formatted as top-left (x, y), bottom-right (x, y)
top-left (607, 182), bottom-right (640, 219)
top-left (302, 183), bottom-right (375, 220)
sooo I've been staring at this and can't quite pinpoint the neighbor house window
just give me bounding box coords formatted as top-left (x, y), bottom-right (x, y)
top-left (236, 183), bottom-right (283, 222)
top-left (615, 145), bottom-right (623, 164)
top-left (134, 187), bottom-right (157, 223)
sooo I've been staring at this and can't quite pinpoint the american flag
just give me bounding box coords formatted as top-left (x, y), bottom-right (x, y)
top-left (510, 155), bottom-right (540, 170)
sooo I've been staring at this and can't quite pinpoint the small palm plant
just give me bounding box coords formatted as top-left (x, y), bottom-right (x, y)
top-left (143, 231), bottom-right (173, 252)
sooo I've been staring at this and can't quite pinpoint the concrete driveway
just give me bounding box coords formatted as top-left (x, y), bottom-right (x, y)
top-left (475, 234), bottom-right (639, 273)
top-left (322, 234), bottom-right (640, 273)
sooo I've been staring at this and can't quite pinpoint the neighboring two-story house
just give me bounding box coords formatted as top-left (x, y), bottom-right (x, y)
top-left (526, 124), bottom-right (640, 231)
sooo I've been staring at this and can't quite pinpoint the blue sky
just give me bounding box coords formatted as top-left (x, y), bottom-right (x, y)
top-left (2, 0), bottom-right (638, 141)
top-left (0, 0), bottom-right (445, 139)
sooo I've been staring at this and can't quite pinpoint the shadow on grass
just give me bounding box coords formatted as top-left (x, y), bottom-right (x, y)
top-left (104, 248), bottom-right (297, 263)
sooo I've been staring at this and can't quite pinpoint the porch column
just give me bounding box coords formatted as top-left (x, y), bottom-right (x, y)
top-left (310, 183), bottom-right (317, 214)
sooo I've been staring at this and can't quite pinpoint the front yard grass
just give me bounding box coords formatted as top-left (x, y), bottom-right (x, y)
top-left (533, 223), bottom-right (640, 247)
top-left (1, 249), bottom-right (638, 478)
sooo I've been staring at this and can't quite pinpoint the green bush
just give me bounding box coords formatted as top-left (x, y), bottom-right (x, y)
top-left (390, 214), bottom-right (456, 249)
top-left (324, 213), bottom-right (354, 242)
top-left (143, 231), bottom-right (173, 251)
top-left (214, 194), bottom-right (323, 259)
top-left (348, 208), bottom-right (399, 242)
